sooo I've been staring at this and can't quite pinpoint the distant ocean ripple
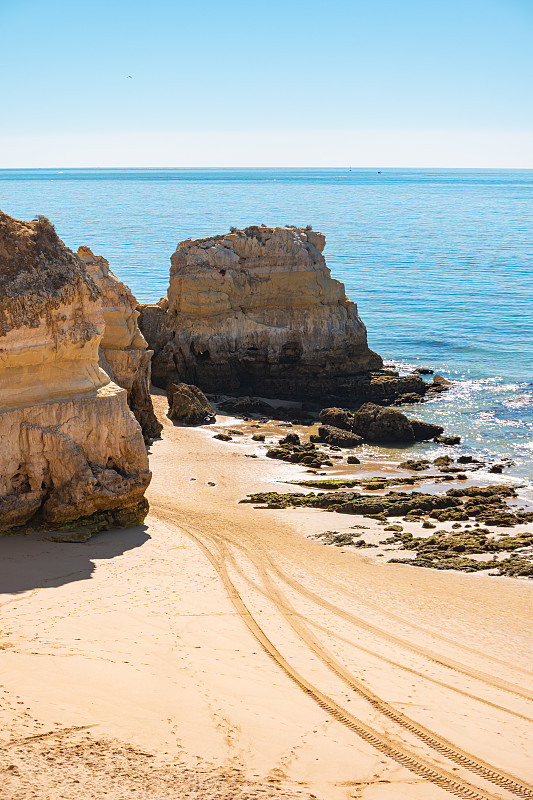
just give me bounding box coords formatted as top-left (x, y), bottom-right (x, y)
top-left (1, 168), bottom-right (532, 487)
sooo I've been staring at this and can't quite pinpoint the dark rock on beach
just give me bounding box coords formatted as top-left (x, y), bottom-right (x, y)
top-left (166, 382), bottom-right (216, 426)
top-left (338, 371), bottom-right (427, 406)
top-left (399, 459), bottom-right (431, 471)
top-left (426, 374), bottom-right (453, 396)
top-left (279, 433), bottom-right (301, 447)
top-left (312, 425), bottom-right (364, 448)
top-left (393, 392), bottom-right (424, 405)
top-left (434, 435), bottom-right (461, 445)
top-left (217, 395), bottom-right (287, 418)
top-left (434, 455), bottom-right (454, 467)
top-left (266, 437), bottom-right (332, 468)
top-left (318, 407), bottom-right (355, 430)
top-left (347, 455), bottom-right (361, 464)
top-left (320, 403), bottom-right (444, 444)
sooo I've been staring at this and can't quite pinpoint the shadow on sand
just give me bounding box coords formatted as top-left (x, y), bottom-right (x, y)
top-left (0, 526), bottom-right (150, 596)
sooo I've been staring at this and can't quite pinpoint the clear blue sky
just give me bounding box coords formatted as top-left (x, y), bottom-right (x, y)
top-left (1, 0), bottom-right (532, 167)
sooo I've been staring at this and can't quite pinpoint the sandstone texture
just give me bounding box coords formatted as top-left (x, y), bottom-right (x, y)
top-left (140, 225), bottom-right (386, 400)
top-left (78, 246), bottom-right (162, 440)
top-left (0, 212), bottom-right (151, 534)
top-left (166, 382), bottom-right (216, 426)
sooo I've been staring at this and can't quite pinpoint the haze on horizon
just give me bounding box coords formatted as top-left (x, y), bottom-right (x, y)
top-left (1, 0), bottom-right (532, 169)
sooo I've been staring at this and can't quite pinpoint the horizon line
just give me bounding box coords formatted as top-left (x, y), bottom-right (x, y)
top-left (1, 165), bottom-right (533, 171)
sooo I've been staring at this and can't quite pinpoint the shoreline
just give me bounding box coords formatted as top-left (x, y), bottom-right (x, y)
top-left (1, 391), bottom-right (532, 799)
top-left (204, 390), bottom-right (533, 578)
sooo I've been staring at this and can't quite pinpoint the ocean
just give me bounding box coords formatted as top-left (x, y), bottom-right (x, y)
top-left (1, 168), bottom-right (532, 490)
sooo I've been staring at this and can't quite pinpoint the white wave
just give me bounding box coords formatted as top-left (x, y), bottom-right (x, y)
top-left (503, 394), bottom-right (533, 410)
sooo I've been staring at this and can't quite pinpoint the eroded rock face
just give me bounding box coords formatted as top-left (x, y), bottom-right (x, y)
top-left (0, 385), bottom-right (150, 531)
top-left (166, 382), bottom-right (216, 426)
top-left (0, 215), bottom-right (108, 408)
top-left (140, 225), bottom-right (383, 399)
top-left (0, 212), bottom-right (151, 534)
top-left (78, 246), bottom-right (162, 440)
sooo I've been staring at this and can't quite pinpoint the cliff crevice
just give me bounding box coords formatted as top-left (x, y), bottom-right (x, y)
top-left (77, 246), bottom-right (162, 440)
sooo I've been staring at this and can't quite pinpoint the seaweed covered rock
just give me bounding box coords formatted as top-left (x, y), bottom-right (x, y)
top-left (0, 211), bottom-right (151, 534)
top-left (399, 459), bottom-right (431, 471)
top-left (241, 484), bottom-right (533, 529)
top-left (279, 432), bottom-right (301, 447)
top-left (166, 382), bottom-right (216, 426)
top-left (388, 524), bottom-right (533, 575)
top-left (241, 489), bottom-right (462, 516)
top-left (318, 407), bottom-right (355, 430)
top-left (266, 437), bottom-right (332, 468)
top-left (78, 246), bottom-right (162, 440)
top-left (352, 403), bottom-right (443, 442)
top-left (319, 403), bottom-right (444, 443)
top-left (312, 425), bottom-right (364, 448)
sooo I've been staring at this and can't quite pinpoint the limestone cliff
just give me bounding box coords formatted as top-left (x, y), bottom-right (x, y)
top-left (0, 211), bottom-right (151, 534)
top-left (77, 247), bottom-right (162, 440)
top-left (140, 225), bottom-right (383, 399)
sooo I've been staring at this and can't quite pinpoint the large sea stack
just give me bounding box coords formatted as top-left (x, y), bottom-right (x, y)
top-left (0, 212), bottom-right (151, 535)
top-left (140, 225), bottom-right (385, 399)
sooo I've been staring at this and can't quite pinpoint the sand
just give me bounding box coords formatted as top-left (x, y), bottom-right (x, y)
top-left (1, 392), bottom-right (532, 800)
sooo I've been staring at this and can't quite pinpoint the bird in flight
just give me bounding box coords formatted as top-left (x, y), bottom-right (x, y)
top-left (126, 75), bottom-right (133, 79)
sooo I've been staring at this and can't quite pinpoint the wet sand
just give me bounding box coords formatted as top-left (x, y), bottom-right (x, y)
top-left (1, 393), bottom-right (532, 800)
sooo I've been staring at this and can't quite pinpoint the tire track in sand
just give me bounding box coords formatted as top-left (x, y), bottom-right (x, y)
top-left (221, 542), bottom-right (533, 799)
top-left (154, 509), bottom-right (529, 800)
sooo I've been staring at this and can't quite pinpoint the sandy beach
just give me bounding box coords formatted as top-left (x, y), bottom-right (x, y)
top-left (1, 393), bottom-right (532, 800)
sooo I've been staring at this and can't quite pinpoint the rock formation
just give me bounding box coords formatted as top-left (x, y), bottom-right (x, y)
top-left (166, 382), bottom-right (216, 426)
top-left (0, 212), bottom-right (151, 535)
top-left (319, 404), bottom-right (444, 443)
top-left (140, 225), bottom-right (389, 400)
top-left (77, 246), bottom-right (162, 440)
top-left (313, 425), bottom-right (364, 448)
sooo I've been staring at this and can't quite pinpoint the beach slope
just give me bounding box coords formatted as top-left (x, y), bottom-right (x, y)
top-left (1, 394), bottom-right (532, 800)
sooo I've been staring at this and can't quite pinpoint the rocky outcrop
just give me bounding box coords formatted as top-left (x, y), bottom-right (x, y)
top-left (312, 425), bottom-right (364, 448)
top-left (266, 439), bottom-right (333, 468)
top-left (0, 212), bottom-right (151, 534)
top-left (319, 403), bottom-right (444, 444)
top-left (139, 225), bottom-right (386, 400)
top-left (340, 370), bottom-right (427, 405)
top-left (166, 382), bottom-right (216, 426)
top-left (77, 247), bottom-right (162, 440)
top-left (217, 395), bottom-right (291, 418)
top-left (351, 404), bottom-right (443, 443)
top-left (318, 408), bottom-right (357, 431)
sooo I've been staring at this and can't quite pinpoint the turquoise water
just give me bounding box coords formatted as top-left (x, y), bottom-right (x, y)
top-left (1, 168), bottom-right (532, 486)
